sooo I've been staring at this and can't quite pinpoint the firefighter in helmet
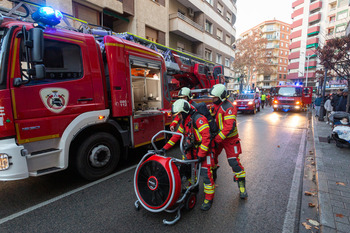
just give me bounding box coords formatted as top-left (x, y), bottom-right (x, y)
top-left (162, 99), bottom-right (215, 210)
top-left (169, 87), bottom-right (197, 132)
top-left (209, 84), bottom-right (248, 199)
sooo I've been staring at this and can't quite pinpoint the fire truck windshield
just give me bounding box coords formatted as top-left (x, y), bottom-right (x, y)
top-left (277, 87), bottom-right (302, 97)
top-left (0, 28), bottom-right (9, 89)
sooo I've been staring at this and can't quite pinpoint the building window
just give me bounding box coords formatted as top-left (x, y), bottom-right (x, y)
top-left (205, 49), bottom-right (212, 61)
top-left (217, 2), bottom-right (223, 15)
top-left (285, 59), bottom-right (288, 63)
top-left (284, 75), bottom-right (286, 79)
top-left (337, 10), bottom-right (348, 21)
top-left (216, 54), bottom-right (222, 64)
top-left (226, 35), bottom-right (231, 45)
top-left (338, 0), bottom-right (347, 7)
top-left (287, 27), bottom-right (289, 31)
top-left (286, 35), bottom-right (289, 39)
top-left (336, 24), bottom-right (346, 33)
top-left (73, 2), bottom-right (101, 25)
top-left (177, 42), bottom-right (185, 52)
top-left (226, 12), bottom-right (232, 22)
top-left (285, 51), bottom-right (288, 55)
top-left (328, 27), bottom-right (334, 35)
top-left (280, 58), bottom-right (283, 63)
top-left (281, 34), bottom-right (284, 39)
top-left (281, 42), bottom-right (284, 47)
top-left (146, 26), bottom-right (158, 43)
top-left (284, 67), bottom-right (286, 71)
top-left (279, 74), bottom-right (282, 79)
top-left (279, 67), bottom-right (282, 71)
top-left (280, 51), bottom-right (283, 55)
top-left (329, 15), bottom-right (335, 23)
top-left (205, 20), bottom-right (213, 34)
top-left (225, 58), bottom-right (230, 67)
top-left (266, 25), bottom-right (274, 31)
top-left (286, 43), bottom-right (288, 48)
top-left (217, 28), bottom-right (223, 40)
top-left (206, 0), bottom-right (213, 6)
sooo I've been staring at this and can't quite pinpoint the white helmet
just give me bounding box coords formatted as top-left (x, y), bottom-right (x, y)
top-left (171, 99), bottom-right (191, 115)
top-left (209, 84), bottom-right (228, 101)
top-left (178, 87), bottom-right (192, 99)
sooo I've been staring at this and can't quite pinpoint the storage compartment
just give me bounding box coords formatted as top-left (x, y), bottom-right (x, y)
top-left (131, 66), bottom-right (162, 114)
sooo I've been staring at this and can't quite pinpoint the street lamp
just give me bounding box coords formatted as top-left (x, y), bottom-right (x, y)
top-left (305, 54), bottom-right (312, 87)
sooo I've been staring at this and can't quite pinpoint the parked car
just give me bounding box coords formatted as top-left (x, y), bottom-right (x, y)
top-left (233, 93), bottom-right (261, 114)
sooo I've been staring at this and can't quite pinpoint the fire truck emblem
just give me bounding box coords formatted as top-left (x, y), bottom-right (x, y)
top-left (40, 88), bottom-right (69, 113)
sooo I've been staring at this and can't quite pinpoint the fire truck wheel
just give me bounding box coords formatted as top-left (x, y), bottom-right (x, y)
top-left (75, 132), bottom-right (120, 181)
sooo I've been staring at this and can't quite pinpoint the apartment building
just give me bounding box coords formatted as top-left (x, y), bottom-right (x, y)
top-left (1, 0), bottom-right (237, 78)
top-left (238, 20), bottom-right (291, 92)
top-left (289, 0), bottom-right (350, 89)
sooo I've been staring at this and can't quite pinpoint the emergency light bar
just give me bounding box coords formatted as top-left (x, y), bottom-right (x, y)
top-left (32, 7), bottom-right (63, 26)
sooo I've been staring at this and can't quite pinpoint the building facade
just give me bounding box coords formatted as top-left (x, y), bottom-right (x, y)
top-left (237, 20), bottom-right (291, 92)
top-left (1, 0), bottom-right (237, 78)
top-left (288, 0), bottom-right (350, 89)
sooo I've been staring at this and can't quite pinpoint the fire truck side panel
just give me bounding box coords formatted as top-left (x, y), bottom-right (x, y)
top-left (0, 90), bottom-right (15, 138)
top-left (132, 114), bottom-right (164, 147)
top-left (104, 36), bottom-right (131, 117)
top-left (10, 29), bottom-right (104, 144)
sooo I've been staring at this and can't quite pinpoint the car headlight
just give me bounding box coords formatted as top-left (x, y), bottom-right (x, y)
top-left (248, 101), bottom-right (253, 105)
top-left (233, 101), bottom-right (237, 105)
top-left (296, 101), bottom-right (300, 105)
top-left (274, 100), bottom-right (278, 104)
top-left (0, 154), bottom-right (10, 171)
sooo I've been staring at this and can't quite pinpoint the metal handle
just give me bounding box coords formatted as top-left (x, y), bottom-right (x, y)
top-left (151, 130), bottom-right (185, 155)
top-left (78, 98), bottom-right (93, 102)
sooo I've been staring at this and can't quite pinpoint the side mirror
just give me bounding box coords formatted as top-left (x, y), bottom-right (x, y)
top-left (29, 28), bottom-right (44, 63)
top-left (34, 64), bottom-right (45, 79)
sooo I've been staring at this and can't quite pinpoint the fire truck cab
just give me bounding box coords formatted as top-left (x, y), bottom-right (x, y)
top-left (271, 84), bottom-right (313, 112)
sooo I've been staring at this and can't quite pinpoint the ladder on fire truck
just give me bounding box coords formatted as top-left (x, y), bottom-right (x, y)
top-left (0, 0), bottom-right (220, 76)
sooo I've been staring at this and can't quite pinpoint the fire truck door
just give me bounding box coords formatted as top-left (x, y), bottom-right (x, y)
top-left (302, 87), bottom-right (313, 105)
top-left (11, 36), bottom-right (99, 144)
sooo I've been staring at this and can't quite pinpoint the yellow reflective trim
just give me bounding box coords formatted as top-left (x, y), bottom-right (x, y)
top-left (235, 171), bottom-right (246, 178)
top-left (173, 119), bottom-right (178, 124)
top-left (11, 39), bottom-right (19, 119)
top-left (218, 113), bottom-right (223, 130)
top-left (105, 43), bottom-right (124, 47)
top-left (219, 132), bottom-right (226, 140)
top-left (224, 115), bottom-right (236, 120)
top-left (178, 126), bottom-right (184, 133)
top-left (200, 144), bottom-right (209, 151)
top-left (44, 34), bottom-right (84, 44)
top-left (227, 129), bottom-right (238, 138)
top-left (125, 45), bottom-right (161, 58)
top-left (198, 124), bottom-right (209, 132)
top-left (168, 140), bottom-right (175, 146)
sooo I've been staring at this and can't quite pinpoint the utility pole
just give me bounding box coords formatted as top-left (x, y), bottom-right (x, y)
top-left (318, 67), bottom-right (327, 121)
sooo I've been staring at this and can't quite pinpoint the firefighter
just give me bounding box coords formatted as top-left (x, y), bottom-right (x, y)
top-left (169, 87), bottom-right (197, 132)
top-left (209, 84), bottom-right (248, 199)
top-left (162, 99), bottom-right (215, 211)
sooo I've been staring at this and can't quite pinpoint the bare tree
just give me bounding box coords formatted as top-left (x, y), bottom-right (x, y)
top-left (233, 30), bottom-right (273, 89)
top-left (317, 36), bottom-right (350, 112)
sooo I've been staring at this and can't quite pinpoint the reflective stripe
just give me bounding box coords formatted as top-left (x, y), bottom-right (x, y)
top-left (198, 124), bottom-right (209, 132)
top-left (206, 155), bottom-right (211, 165)
top-left (235, 170), bottom-right (246, 178)
top-left (218, 113), bottom-right (223, 130)
top-left (173, 119), bottom-right (178, 124)
top-left (224, 115), bottom-right (236, 120)
top-left (204, 183), bottom-right (215, 194)
top-left (178, 126), bottom-right (184, 133)
top-left (219, 131), bottom-right (226, 140)
top-left (227, 129), bottom-right (238, 138)
top-left (194, 128), bottom-right (202, 141)
top-left (168, 140), bottom-right (175, 146)
top-left (200, 144), bottom-right (209, 151)
top-left (234, 146), bottom-right (238, 154)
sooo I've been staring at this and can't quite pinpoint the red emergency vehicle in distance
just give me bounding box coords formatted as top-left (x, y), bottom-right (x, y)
top-left (271, 84), bottom-right (313, 112)
top-left (233, 91), bottom-right (261, 114)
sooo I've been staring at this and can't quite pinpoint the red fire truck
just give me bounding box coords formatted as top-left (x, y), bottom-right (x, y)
top-left (0, 1), bottom-right (223, 181)
top-left (271, 84), bottom-right (313, 112)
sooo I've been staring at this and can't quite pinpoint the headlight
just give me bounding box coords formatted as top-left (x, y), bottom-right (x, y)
top-left (248, 101), bottom-right (253, 105)
top-left (296, 101), bottom-right (300, 105)
top-left (0, 154), bottom-right (10, 171)
top-left (233, 101), bottom-right (237, 105)
top-left (274, 100), bottom-right (278, 104)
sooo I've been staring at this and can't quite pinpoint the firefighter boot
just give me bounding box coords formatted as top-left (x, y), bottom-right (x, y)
top-left (200, 199), bottom-right (213, 211)
top-left (237, 178), bottom-right (248, 199)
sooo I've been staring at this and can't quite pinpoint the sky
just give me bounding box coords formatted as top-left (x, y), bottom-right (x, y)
top-left (235, 0), bottom-right (293, 36)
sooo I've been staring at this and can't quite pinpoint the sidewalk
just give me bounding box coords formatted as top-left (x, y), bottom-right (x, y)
top-left (313, 114), bottom-right (350, 233)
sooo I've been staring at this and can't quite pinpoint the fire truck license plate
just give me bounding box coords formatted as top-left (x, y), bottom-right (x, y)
top-left (282, 105), bottom-right (289, 109)
top-left (0, 154), bottom-right (9, 170)
top-left (238, 107), bottom-right (246, 109)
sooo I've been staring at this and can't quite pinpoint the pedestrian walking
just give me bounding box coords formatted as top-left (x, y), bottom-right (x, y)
top-left (324, 95), bottom-right (333, 124)
top-left (332, 89), bottom-right (342, 109)
top-left (261, 93), bottom-right (266, 108)
top-left (314, 94), bottom-right (322, 117)
top-left (336, 88), bottom-right (349, 112)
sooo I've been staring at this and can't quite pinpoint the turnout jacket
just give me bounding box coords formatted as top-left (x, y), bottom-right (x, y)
top-left (164, 112), bottom-right (211, 158)
top-left (212, 100), bottom-right (238, 144)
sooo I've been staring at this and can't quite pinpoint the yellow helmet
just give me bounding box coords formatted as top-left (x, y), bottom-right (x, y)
top-left (178, 87), bottom-right (192, 99)
top-left (171, 99), bottom-right (191, 115)
top-left (209, 84), bottom-right (228, 101)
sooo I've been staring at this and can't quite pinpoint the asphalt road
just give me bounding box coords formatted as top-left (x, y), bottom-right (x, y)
top-left (0, 106), bottom-right (312, 233)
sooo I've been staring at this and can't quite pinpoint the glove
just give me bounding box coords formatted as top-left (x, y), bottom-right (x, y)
top-left (197, 156), bottom-right (205, 163)
top-left (157, 148), bottom-right (166, 155)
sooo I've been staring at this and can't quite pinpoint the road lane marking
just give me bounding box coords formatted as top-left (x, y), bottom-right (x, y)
top-left (0, 165), bottom-right (137, 225)
top-left (282, 129), bottom-right (306, 233)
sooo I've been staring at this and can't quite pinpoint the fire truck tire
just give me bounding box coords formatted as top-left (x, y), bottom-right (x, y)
top-left (75, 132), bottom-right (120, 181)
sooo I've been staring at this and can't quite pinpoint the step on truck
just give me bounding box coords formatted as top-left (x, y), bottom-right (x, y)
top-left (0, 1), bottom-right (223, 181)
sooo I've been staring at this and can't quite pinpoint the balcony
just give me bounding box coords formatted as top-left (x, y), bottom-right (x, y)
top-left (309, 1), bottom-right (322, 12)
top-left (307, 26), bottom-right (320, 36)
top-left (287, 72), bottom-right (300, 80)
top-left (291, 19), bottom-right (303, 29)
top-left (169, 12), bottom-right (204, 42)
top-left (288, 62), bottom-right (299, 70)
top-left (309, 13), bottom-right (321, 23)
top-left (292, 0), bottom-right (304, 8)
top-left (290, 29), bottom-right (302, 39)
top-left (290, 41), bottom-right (301, 49)
top-left (289, 51), bottom-right (301, 60)
top-left (292, 8), bottom-right (303, 19)
top-left (307, 37), bottom-right (319, 45)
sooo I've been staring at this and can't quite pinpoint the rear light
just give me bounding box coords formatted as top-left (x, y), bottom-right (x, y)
top-left (248, 101), bottom-right (253, 105)
top-left (274, 100), bottom-right (278, 104)
top-left (0, 154), bottom-right (10, 171)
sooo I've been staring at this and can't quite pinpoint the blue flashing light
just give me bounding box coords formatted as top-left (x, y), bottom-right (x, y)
top-left (32, 7), bottom-right (62, 26)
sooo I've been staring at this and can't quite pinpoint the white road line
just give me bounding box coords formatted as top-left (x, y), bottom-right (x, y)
top-left (282, 129), bottom-right (306, 233)
top-left (0, 165), bottom-right (137, 225)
